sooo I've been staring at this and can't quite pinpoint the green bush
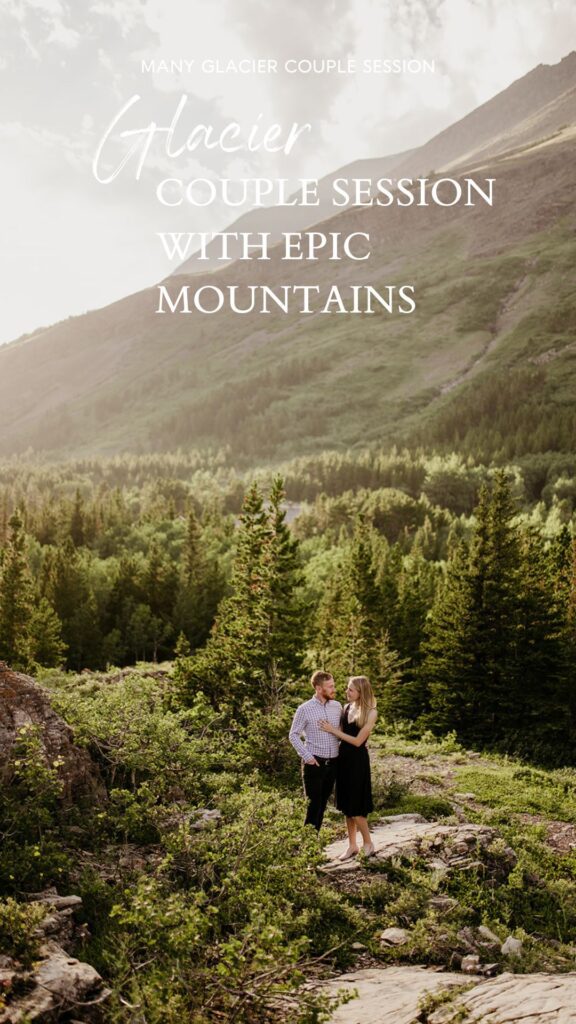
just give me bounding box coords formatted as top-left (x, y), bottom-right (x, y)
top-left (231, 702), bottom-right (304, 787)
top-left (0, 724), bottom-right (70, 893)
top-left (0, 898), bottom-right (46, 966)
top-left (94, 785), bottom-right (360, 1023)
top-left (52, 675), bottom-right (229, 804)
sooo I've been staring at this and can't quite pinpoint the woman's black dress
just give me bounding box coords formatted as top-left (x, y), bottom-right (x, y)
top-left (335, 704), bottom-right (373, 817)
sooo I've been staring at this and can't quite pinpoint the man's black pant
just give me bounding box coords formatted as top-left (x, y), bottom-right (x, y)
top-left (303, 757), bottom-right (338, 831)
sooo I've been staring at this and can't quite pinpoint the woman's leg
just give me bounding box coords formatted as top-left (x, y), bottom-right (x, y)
top-left (355, 816), bottom-right (374, 852)
top-left (339, 817), bottom-right (359, 859)
top-left (346, 816), bottom-right (358, 847)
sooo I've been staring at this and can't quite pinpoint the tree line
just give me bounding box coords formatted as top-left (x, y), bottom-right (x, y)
top-left (1, 451), bottom-right (576, 763)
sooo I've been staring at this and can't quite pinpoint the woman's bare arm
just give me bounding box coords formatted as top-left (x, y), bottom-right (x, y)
top-left (320, 709), bottom-right (377, 746)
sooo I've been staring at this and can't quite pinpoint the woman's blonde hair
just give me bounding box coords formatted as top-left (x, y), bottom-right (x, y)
top-left (347, 675), bottom-right (377, 728)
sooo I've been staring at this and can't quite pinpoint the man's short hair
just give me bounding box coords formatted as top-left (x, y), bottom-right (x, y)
top-left (311, 670), bottom-right (333, 689)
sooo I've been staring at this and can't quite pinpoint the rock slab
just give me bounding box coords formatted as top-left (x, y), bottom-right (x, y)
top-left (429, 971), bottom-right (576, 1023)
top-left (326, 967), bottom-right (470, 1024)
top-left (326, 967), bottom-right (576, 1024)
top-left (322, 814), bottom-right (515, 874)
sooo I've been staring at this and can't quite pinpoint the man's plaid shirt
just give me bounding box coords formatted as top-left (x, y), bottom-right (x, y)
top-left (289, 696), bottom-right (343, 761)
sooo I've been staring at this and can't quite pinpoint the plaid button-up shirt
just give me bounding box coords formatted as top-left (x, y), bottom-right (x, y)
top-left (289, 696), bottom-right (343, 761)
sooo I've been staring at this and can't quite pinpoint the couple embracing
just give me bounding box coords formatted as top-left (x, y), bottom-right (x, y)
top-left (289, 670), bottom-right (377, 860)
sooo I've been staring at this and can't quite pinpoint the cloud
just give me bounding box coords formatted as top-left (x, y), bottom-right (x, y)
top-left (46, 21), bottom-right (81, 47)
top-left (3, 0), bottom-right (82, 52)
top-left (90, 0), bottom-right (156, 38)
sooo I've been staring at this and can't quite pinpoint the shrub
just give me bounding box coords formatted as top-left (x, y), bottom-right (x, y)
top-left (0, 724), bottom-right (70, 892)
top-left (0, 899), bottom-right (46, 966)
top-left (95, 785), bottom-right (360, 1023)
top-left (52, 675), bottom-right (228, 804)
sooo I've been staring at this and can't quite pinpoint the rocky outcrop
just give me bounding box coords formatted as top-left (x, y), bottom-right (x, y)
top-left (428, 971), bottom-right (576, 1023)
top-left (326, 966), bottom-right (472, 1024)
top-left (0, 662), bottom-right (105, 805)
top-left (321, 814), bottom-right (515, 877)
top-left (0, 945), bottom-right (108, 1023)
top-left (326, 966), bottom-right (576, 1023)
top-left (0, 891), bottom-right (109, 1023)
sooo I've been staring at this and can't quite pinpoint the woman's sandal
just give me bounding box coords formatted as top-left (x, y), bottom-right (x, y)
top-left (339, 846), bottom-right (359, 861)
top-left (361, 843), bottom-right (376, 857)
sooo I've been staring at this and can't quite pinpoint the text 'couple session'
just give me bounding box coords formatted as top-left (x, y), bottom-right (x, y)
top-left (289, 671), bottom-right (377, 861)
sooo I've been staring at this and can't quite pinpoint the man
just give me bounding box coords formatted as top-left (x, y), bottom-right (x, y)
top-left (289, 670), bottom-right (342, 831)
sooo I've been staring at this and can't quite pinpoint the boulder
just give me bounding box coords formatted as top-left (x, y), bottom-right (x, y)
top-left (428, 896), bottom-right (459, 914)
top-left (0, 943), bottom-right (109, 1023)
top-left (477, 925), bottom-right (501, 947)
top-left (0, 662), bottom-right (105, 805)
top-left (501, 935), bottom-right (523, 957)
top-left (380, 928), bottom-right (409, 946)
top-left (461, 954), bottom-right (481, 973)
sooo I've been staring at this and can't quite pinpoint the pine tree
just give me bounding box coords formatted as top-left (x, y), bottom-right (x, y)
top-left (144, 540), bottom-right (178, 658)
top-left (70, 488), bottom-right (85, 547)
top-left (263, 476), bottom-right (305, 692)
top-left (28, 598), bottom-right (67, 668)
top-left (512, 531), bottom-right (569, 758)
top-left (312, 519), bottom-right (404, 703)
top-left (420, 542), bottom-right (478, 736)
top-left (422, 472), bottom-right (569, 756)
top-left (178, 479), bottom-right (305, 711)
top-left (42, 541), bottom-right (102, 670)
top-left (173, 510), bottom-right (223, 650)
top-left (0, 511), bottom-right (35, 670)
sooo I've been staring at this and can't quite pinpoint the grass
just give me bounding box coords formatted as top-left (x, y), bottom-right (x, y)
top-left (454, 762), bottom-right (576, 822)
top-left (374, 729), bottom-right (464, 758)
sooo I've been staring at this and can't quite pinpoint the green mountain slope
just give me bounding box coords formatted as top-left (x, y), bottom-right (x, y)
top-left (1, 62), bottom-right (575, 461)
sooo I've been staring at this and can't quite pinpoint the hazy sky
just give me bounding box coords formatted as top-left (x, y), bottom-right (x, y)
top-left (1, 0), bottom-right (575, 343)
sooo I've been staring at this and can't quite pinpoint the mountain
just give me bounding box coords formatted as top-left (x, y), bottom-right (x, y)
top-left (174, 150), bottom-right (415, 275)
top-left (393, 51), bottom-right (576, 175)
top-left (175, 52), bottom-right (576, 275)
top-left (1, 54), bottom-right (575, 462)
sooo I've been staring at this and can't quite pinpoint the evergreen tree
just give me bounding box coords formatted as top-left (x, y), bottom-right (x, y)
top-left (419, 542), bottom-right (478, 735)
top-left (0, 511), bottom-right (35, 670)
top-left (312, 519), bottom-right (404, 703)
top-left (173, 510), bottom-right (223, 650)
top-left (512, 531), bottom-right (569, 758)
top-left (42, 541), bottom-right (102, 670)
top-left (423, 472), bottom-right (572, 760)
top-left (264, 476), bottom-right (305, 691)
top-left (70, 488), bottom-right (85, 547)
top-left (28, 598), bottom-right (67, 668)
top-left (178, 479), bottom-right (304, 710)
top-left (424, 475), bottom-right (522, 745)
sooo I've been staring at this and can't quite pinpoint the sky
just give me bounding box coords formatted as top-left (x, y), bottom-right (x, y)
top-left (1, 0), bottom-right (575, 344)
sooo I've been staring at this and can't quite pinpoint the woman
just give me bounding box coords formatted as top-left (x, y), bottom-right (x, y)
top-left (319, 675), bottom-right (377, 860)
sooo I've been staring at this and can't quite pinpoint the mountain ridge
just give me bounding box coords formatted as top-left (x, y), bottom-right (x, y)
top-left (174, 51), bottom-right (576, 275)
